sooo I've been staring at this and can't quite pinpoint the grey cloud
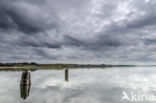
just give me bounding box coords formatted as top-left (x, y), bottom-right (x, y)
top-left (93, 0), bottom-right (119, 19)
top-left (63, 35), bottom-right (121, 51)
top-left (18, 36), bottom-right (62, 49)
top-left (81, 35), bottom-right (122, 51)
top-left (35, 48), bottom-right (58, 60)
top-left (126, 14), bottom-right (156, 29)
top-left (126, 1), bottom-right (156, 29)
top-left (95, 0), bottom-right (156, 35)
top-left (0, 0), bottom-right (156, 64)
top-left (143, 38), bottom-right (156, 45)
top-left (0, 0), bottom-right (60, 34)
top-left (64, 35), bottom-right (84, 47)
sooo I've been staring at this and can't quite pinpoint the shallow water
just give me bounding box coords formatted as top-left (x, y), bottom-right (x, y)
top-left (0, 67), bottom-right (156, 103)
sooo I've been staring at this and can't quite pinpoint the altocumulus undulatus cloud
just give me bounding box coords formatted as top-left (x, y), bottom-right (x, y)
top-left (0, 0), bottom-right (156, 64)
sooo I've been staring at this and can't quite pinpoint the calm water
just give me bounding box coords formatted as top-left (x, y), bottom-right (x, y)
top-left (0, 67), bottom-right (156, 103)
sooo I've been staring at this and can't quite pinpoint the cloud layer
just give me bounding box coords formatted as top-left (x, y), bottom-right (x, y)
top-left (0, 0), bottom-right (156, 64)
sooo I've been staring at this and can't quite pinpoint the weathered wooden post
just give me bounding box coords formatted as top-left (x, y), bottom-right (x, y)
top-left (65, 69), bottom-right (69, 82)
top-left (20, 71), bottom-right (31, 100)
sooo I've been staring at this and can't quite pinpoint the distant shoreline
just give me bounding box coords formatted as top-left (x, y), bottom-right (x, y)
top-left (0, 63), bottom-right (156, 70)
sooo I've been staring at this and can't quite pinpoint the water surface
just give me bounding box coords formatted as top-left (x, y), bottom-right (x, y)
top-left (0, 67), bottom-right (156, 103)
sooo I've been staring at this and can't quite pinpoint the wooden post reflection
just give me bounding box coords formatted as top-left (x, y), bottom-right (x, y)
top-left (65, 69), bottom-right (69, 82)
top-left (20, 71), bottom-right (31, 100)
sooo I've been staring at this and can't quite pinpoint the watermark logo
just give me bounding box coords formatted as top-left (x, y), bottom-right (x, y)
top-left (121, 91), bottom-right (131, 101)
top-left (121, 91), bottom-right (156, 102)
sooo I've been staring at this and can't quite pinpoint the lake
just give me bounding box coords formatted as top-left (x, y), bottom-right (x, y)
top-left (0, 67), bottom-right (156, 103)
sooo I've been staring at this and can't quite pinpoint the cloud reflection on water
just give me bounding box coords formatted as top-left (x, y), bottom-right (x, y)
top-left (0, 67), bottom-right (156, 103)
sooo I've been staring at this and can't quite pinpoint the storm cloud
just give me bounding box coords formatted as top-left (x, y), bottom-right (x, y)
top-left (0, 0), bottom-right (156, 64)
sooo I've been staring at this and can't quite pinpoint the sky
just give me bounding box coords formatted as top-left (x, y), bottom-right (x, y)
top-left (0, 0), bottom-right (156, 64)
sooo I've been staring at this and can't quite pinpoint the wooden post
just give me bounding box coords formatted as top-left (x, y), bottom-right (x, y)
top-left (65, 69), bottom-right (69, 82)
top-left (20, 71), bottom-right (31, 100)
